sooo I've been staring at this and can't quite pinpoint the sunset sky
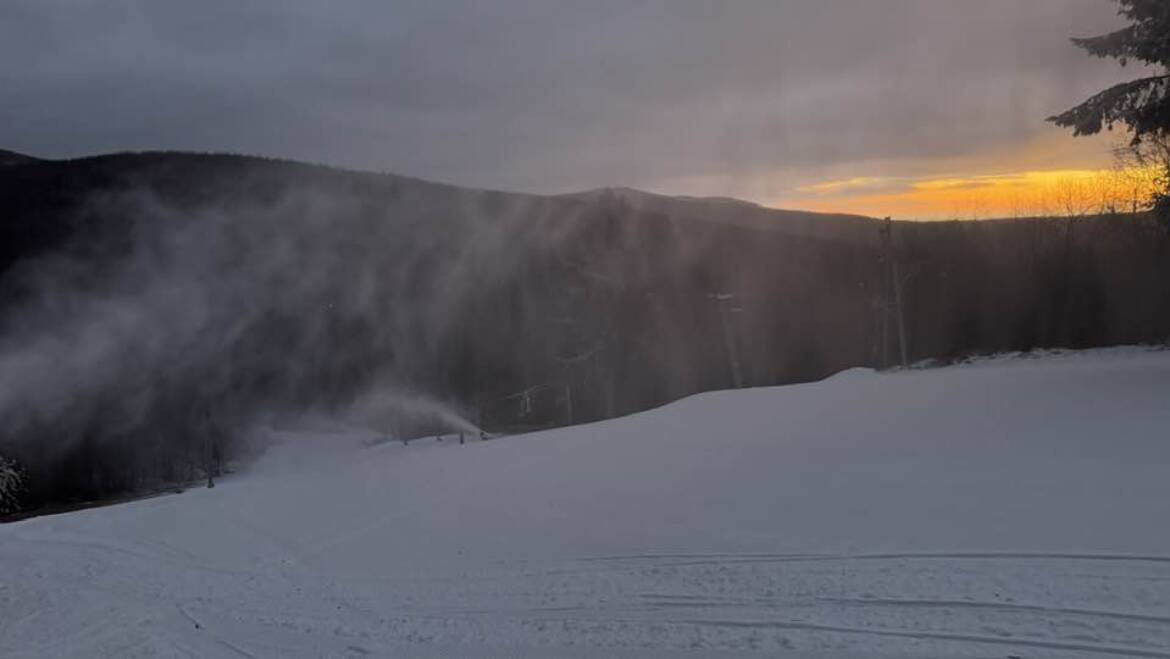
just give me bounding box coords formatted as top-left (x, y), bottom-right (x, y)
top-left (767, 132), bottom-right (1157, 219)
top-left (0, 1), bottom-right (1145, 219)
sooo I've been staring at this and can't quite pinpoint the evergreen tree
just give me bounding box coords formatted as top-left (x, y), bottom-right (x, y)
top-left (1049, 1), bottom-right (1170, 143)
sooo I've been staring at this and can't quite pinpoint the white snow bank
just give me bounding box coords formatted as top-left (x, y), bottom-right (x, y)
top-left (3, 347), bottom-right (1170, 657)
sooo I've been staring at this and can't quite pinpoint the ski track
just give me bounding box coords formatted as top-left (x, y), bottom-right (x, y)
top-left (820, 597), bottom-right (1170, 625)
top-left (5, 531), bottom-right (1170, 658)
top-left (581, 551), bottom-right (1170, 567)
top-left (661, 618), bottom-right (1170, 658)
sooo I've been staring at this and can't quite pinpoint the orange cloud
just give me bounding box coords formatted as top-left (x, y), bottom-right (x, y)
top-left (645, 131), bottom-right (1160, 220)
top-left (779, 167), bottom-right (1162, 220)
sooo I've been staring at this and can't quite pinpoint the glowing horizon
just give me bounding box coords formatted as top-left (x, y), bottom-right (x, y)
top-left (775, 166), bottom-right (1163, 221)
top-left (645, 132), bottom-right (1166, 221)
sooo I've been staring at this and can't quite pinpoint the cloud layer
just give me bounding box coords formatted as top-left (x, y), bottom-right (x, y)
top-left (0, 1), bottom-right (1133, 203)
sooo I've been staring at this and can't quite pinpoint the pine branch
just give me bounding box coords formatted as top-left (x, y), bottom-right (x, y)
top-left (1048, 74), bottom-right (1170, 140)
top-left (1069, 1), bottom-right (1170, 67)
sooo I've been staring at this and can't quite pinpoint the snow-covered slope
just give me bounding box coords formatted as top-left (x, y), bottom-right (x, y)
top-left (3, 348), bottom-right (1170, 658)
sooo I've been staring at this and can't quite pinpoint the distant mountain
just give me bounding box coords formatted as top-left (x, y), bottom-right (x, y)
top-left (560, 186), bottom-right (877, 244)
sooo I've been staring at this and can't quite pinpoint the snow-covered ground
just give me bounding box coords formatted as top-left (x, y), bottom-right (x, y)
top-left (3, 348), bottom-right (1170, 658)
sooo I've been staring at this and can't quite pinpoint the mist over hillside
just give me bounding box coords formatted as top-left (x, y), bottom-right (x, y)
top-left (1, 150), bottom-right (1168, 511)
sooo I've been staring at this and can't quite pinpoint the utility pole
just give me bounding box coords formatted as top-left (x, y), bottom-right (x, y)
top-left (878, 217), bottom-right (909, 369)
top-left (203, 407), bottom-right (215, 489)
top-left (710, 293), bottom-right (744, 388)
top-left (878, 219), bottom-right (892, 369)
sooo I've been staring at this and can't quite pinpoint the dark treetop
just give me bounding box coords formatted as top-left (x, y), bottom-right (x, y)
top-left (1049, 0), bottom-right (1170, 143)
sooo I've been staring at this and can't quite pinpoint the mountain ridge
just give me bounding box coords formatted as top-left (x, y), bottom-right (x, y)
top-left (0, 148), bottom-right (878, 236)
top-left (0, 149), bottom-right (42, 166)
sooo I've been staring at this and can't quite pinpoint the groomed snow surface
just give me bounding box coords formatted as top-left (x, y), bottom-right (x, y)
top-left (3, 347), bottom-right (1170, 658)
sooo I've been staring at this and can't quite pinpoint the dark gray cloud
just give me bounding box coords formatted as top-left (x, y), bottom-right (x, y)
top-left (0, 1), bottom-right (1130, 195)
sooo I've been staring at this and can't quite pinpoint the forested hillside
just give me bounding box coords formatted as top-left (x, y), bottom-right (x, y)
top-left (1, 151), bottom-right (1168, 511)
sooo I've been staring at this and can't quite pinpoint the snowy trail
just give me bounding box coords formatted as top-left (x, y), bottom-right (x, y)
top-left (5, 536), bottom-right (1170, 657)
top-left (3, 348), bottom-right (1170, 657)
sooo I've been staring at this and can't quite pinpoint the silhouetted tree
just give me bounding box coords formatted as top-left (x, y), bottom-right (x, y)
top-left (1049, 1), bottom-right (1170, 142)
top-left (1050, 0), bottom-right (1170, 224)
